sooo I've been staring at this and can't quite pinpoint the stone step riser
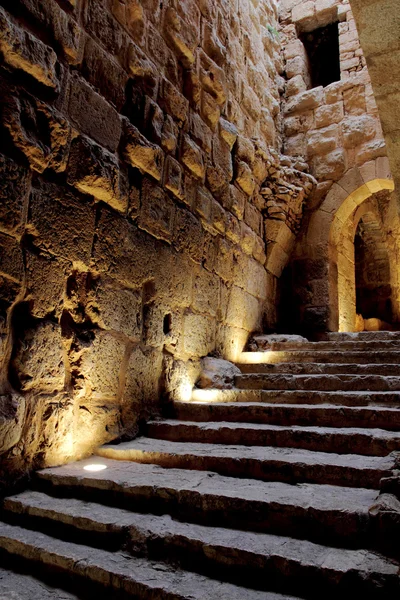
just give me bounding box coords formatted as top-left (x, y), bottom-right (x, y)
top-left (33, 474), bottom-right (373, 548)
top-left (170, 403), bottom-right (400, 431)
top-left (238, 364), bottom-right (400, 376)
top-left (95, 447), bottom-right (390, 489)
top-left (328, 333), bottom-right (400, 342)
top-left (146, 422), bottom-right (400, 457)
top-left (236, 375), bottom-right (400, 392)
top-left (2, 498), bottom-right (399, 600)
top-left (256, 342), bottom-right (400, 352)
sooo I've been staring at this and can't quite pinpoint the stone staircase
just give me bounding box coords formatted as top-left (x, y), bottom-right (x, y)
top-left (1, 332), bottom-right (400, 598)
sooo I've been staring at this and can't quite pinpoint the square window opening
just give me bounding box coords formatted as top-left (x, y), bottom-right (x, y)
top-left (300, 22), bottom-right (340, 88)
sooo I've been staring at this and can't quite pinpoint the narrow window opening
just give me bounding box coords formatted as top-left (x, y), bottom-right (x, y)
top-left (300, 22), bottom-right (340, 88)
top-left (163, 313), bottom-right (172, 335)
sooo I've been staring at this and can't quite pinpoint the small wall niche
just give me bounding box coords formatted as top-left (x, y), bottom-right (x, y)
top-left (300, 22), bottom-right (340, 88)
top-left (163, 313), bottom-right (172, 335)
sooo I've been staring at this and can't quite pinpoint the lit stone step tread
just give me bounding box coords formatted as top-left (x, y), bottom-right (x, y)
top-left (252, 340), bottom-right (400, 351)
top-left (238, 363), bottom-right (400, 375)
top-left (328, 332), bottom-right (400, 341)
top-left (239, 351), bottom-right (400, 365)
top-left (146, 419), bottom-right (400, 456)
top-left (36, 458), bottom-right (376, 514)
top-left (0, 565), bottom-right (80, 599)
top-left (4, 491), bottom-right (400, 595)
top-left (96, 437), bottom-right (395, 478)
top-left (0, 523), bottom-right (299, 600)
top-left (191, 389), bottom-right (400, 406)
top-left (236, 373), bottom-right (400, 391)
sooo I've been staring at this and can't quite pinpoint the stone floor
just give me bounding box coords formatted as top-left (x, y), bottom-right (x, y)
top-left (1, 331), bottom-right (400, 598)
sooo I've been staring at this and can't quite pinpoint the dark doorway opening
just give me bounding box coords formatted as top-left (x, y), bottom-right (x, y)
top-left (300, 22), bottom-right (340, 88)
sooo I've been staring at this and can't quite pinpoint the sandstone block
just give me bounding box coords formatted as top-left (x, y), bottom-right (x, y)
top-left (12, 321), bottom-right (65, 393)
top-left (173, 208), bottom-right (204, 263)
top-left (164, 155), bottom-right (184, 200)
top-left (292, 1), bottom-right (316, 32)
top-left (0, 7), bottom-right (59, 89)
top-left (286, 75), bottom-right (307, 97)
top-left (78, 331), bottom-right (126, 401)
top-left (213, 134), bottom-right (233, 180)
top-left (244, 202), bottom-right (262, 235)
top-left (81, 37), bottom-right (128, 111)
top-left (265, 241), bottom-right (289, 278)
top-left (285, 113), bottom-right (314, 137)
top-left (235, 161), bottom-right (256, 197)
top-left (315, 0), bottom-right (338, 26)
top-left (30, 181), bottom-right (95, 264)
top-left (183, 312), bottom-right (215, 357)
top-left (0, 153), bottom-right (30, 234)
top-left (0, 233), bottom-right (24, 282)
top-left (122, 118), bottom-right (164, 181)
top-left (201, 20), bottom-right (226, 66)
top-left (84, 0), bottom-right (124, 56)
top-left (69, 75), bottom-right (121, 152)
top-left (192, 268), bottom-right (220, 317)
top-left (342, 116), bottom-right (376, 149)
top-left (67, 136), bottom-right (128, 213)
top-left (184, 69), bottom-right (201, 110)
top-left (26, 253), bottom-right (70, 319)
top-left (312, 148), bottom-right (347, 182)
top-left (161, 115), bottom-right (179, 154)
top-left (138, 179), bottom-right (175, 243)
top-left (307, 124), bottom-right (339, 156)
top-left (226, 285), bottom-right (261, 331)
top-left (211, 199), bottom-right (226, 235)
top-left (163, 6), bottom-right (197, 67)
top-left (201, 89), bottom-right (220, 130)
top-left (214, 237), bottom-right (234, 282)
top-left (190, 112), bottom-right (212, 154)
top-left (90, 278), bottom-right (142, 339)
top-left (194, 188), bottom-right (212, 221)
top-left (0, 394), bottom-right (25, 456)
top-left (355, 139), bottom-right (386, 166)
top-left (241, 221), bottom-right (256, 255)
top-left (2, 90), bottom-right (71, 174)
top-left (159, 78), bottom-right (189, 124)
top-left (315, 103), bottom-right (344, 128)
top-left (181, 135), bottom-right (205, 180)
top-left (219, 118), bottom-right (238, 150)
top-left (197, 357), bottom-right (240, 389)
top-left (225, 212), bottom-right (241, 245)
top-left (198, 49), bottom-right (227, 106)
top-left (230, 185), bottom-right (246, 220)
top-left (235, 136), bottom-right (255, 166)
top-left (285, 87), bottom-right (324, 115)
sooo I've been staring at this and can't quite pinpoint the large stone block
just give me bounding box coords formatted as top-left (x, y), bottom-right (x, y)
top-left (0, 7), bottom-right (59, 89)
top-left (342, 115), bottom-right (377, 149)
top-left (183, 312), bottom-right (216, 357)
top-left (67, 136), bottom-right (128, 213)
top-left (307, 124), bottom-right (339, 156)
top-left (0, 153), bottom-right (30, 234)
top-left (26, 253), bottom-right (70, 319)
top-left (29, 180), bottom-right (96, 265)
top-left (173, 208), bottom-right (204, 263)
top-left (84, 0), bottom-right (125, 56)
top-left (0, 233), bottom-right (24, 282)
top-left (235, 161), bottom-right (255, 197)
top-left (198, 49), bottom-right (227, 106)
top-left (122, 118), bottom-right (164, 181)
top-left (312, 148), bottom-right (347, 182)
top-left (0, 394), bottom-right (25, 456)
top-left (164, 155), bottom-right (184, 200)
top-left (12, 321), bottom-right (65, 393)
top-left (69, 74), bottom-right (121, 152)
top-left (181, 135), bottom-right (205, 180)
top-left (159, 78), bottom-right (189, 124)
top-left (2, 90), bottom-right (71, 174)
top-left (226, 285), bottom-right (262, 331)
top-left (192, 267), bottom-right (220, 317)
top-left (163, 6), bottom-right (197, 67)
top-left (138, 178), bottom-right (175, 242)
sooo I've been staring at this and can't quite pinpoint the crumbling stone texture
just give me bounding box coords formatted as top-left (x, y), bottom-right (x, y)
top-left (0, 0), bottom-right (289, 484)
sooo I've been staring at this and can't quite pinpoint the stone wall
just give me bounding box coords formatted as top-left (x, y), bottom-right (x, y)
top-left (0, 0), bottom-right (290, 485)
top-left (278, 0), bottom-right (396, 333)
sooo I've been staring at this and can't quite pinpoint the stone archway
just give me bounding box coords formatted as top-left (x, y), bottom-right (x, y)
top-left (328, 171), bottom-right (394, 331)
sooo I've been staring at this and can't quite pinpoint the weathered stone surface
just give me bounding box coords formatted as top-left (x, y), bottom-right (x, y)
top-left (122, 118), bottom-right (164, 180)
top-left (196, 357), bottom-right (241, 390)
top-left (0, 394), bottom-right (25, 455)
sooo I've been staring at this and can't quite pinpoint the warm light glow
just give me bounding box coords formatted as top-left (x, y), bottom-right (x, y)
top-left (236, 351), bottom-right (288, 364)
top-left (83, 463), bottom-right (108, 472)
top-left (179, 381), bottom-right (193, 402)
top-left (191, 389), bottom-right (224, 402)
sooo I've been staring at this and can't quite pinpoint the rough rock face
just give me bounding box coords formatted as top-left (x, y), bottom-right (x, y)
top-left (196, 357), bottom-right (241, 389)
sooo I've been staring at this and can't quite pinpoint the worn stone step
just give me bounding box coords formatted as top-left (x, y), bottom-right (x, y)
top-left (171, 401), bottom-right (400, 431)
top-left (238, 351), bottom-right (400, 365)
top-left (236, 374), bottom-right (400, 392)
top-left (0, 522), bottom-right (300, 600)
top-left (95, 437), bottom-right (396, 488)
top-left (146, 419), bottom-right (400, 456)
top-left (191, 388), bottom-right (400, 407)
top-left (327, 332), bottom-right (400, 342)
top-left (3, 491), bottom-right (400, 599)
top-left (251, 340), bottom-right (400, 352)
top-left (238, 363), bottom-right (400, 376)
top-left (0, 564), bottom-right (81, 599)
top-left (34, 458), bottom-right (377, 546)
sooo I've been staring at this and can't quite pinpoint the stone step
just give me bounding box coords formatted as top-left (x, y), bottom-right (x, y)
top-left (3, 490), bottom-right (400, 599)
top-left (236, 374), bottom-right (400, 392)
top-left (146, 419), bottom-right (400, 456)
top-left (238, 363), bottom-right (400, 375)
top-left (34, 458), bottom-right (378, 546)
top-left (238, 350), bottom-right (400, 364)
top-left (95, 437), bottom-right (396, 488)
top-left (251, 340), bottom-right (400, 352)
top-left (327, 331), bottom-right (400, 342)
top-left (191, 388), bottom-right (400, 406)
top-left (0, 564), bottom-right (80, 599)
top-left (171, 401), bottom-right (400, 431)
top-left (0, 522), bottom-right (300, 600)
